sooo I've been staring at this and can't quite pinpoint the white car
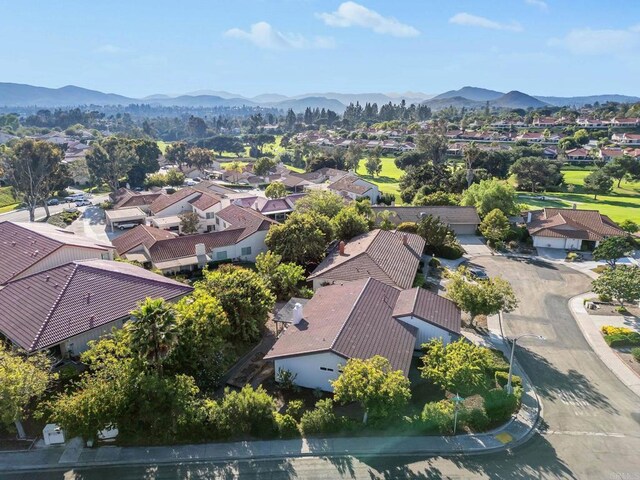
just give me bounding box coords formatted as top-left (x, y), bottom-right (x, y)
top-left (117, 223), bottom-right (139, 230)
top-left (75, 199), bottom-right (92, 207)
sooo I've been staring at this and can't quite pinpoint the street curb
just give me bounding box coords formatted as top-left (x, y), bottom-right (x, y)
top-left (569, 294), bottom-right (640, 399)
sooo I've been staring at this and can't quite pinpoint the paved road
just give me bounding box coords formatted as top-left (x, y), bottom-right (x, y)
top-left (8, 256), bottom-right (640, 479)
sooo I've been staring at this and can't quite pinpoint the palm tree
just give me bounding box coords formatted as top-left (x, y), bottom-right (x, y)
top-left (463, 142), bottom-right (482, 188)
top-left (128, 298), bottom-right (178, 375)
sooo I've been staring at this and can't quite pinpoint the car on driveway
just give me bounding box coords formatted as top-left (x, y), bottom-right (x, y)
top-left (468, 266), bottom-right (489, 280)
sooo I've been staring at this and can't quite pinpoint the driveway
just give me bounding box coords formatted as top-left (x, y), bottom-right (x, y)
top-left (457, 234), bottom-right (492, 257)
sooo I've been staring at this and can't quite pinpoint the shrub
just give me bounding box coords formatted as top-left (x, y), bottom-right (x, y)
top-left (286, 400), bottom-right (305, 420)
top-left (483, 389), bottom-right (518, 424)
top-left (601, 325), bottom-right (635, 336)
top-left (276, 368), bottom-right (298, 391)
top-left (275, 413), bottom-right (299, 438)
top-left (396, 222), bottom-right (418, 233)
top-left (413, 274), bottom-right (426, 288)
top-left (299, 398), bottom-right (338, 435)
top-left (495, 371), bottom-right (521, 389)
top-left (463, 408), bottom-right (490, 432)
top-left (566, 252), bottom-right (580, 262)
top-left (216, 386), bottom-right (277, 439)
top-left (604, 332), bottom-right (640, 348)
top-left (485, 349), bottom-right (510, 375)
top-left (433, 244), bottom-right (464, 260)
top-left (615, 306), bottom-right (629, 314)
top-left (165, 188), bottom-right (176, 194)
top-left (428, 257), bottom-right (441, 268)
top-left (99, 201), bottom-right (114, 210)
top-left (377, 192), bottom-right (396, 206)
top-left (420, 400), bottom-right (454, 434)
top-left (632, 348), bottom-right (640, 363)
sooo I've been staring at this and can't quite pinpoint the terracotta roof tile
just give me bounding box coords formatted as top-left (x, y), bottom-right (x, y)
top-left (111, 225), bottom-right (177, 256)
top-left (526, 208), bottom-right (625, 241)
top-left (393, 288), bottom-right (461, 334)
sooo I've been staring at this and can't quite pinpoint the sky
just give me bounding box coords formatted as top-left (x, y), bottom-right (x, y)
top-left (2, 0), bottom-right (640, 98)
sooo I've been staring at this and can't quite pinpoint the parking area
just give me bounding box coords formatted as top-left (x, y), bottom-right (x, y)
top-left (457, 235), bottom-right (492, 258)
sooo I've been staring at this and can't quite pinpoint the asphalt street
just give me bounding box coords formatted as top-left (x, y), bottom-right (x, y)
top-left (7, 256), bottom-right (640, 479)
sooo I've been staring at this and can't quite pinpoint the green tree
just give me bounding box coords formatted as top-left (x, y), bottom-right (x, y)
top-left (186, 147), bottom-right (213, 171)
top-left (462, 142), bottom-right (484, 187)
top-left (583, 169), bottom-right (613, 200)
top-left (165, 141), bottom-right (190, 168)
top-left (510, 157), bottom-right (564, 193)
top-left (265, 212), bottom-right (332, 264)
top-left (294, 190), bottom-right (345, 218)
top-left (460, 179), bottom-right (518, 217)
top-left (214, 386), bottom-right (277, 438)
top-left (255, 251), bottom-right (306, 300)
top-left (604, 154), bottom-right (637, 188)
top-left (573, 129), bottom-right (590, 145)
top-left (344, 143), bottom-right (363, 172)
top-left (0, 345), bottom-right (54, 438)
top-left (420, 338), bottom-right (490, 393)
top-left (479, 208), bottom-right (511, 243)
top-left (377, 209), bottom-right (397, 230)
top-left (364, 147), bottom-right (383, 176)
top-left (415, 131), bottom-right (449, 165)
top-left (413, 191), bottom-right (459, 206)
top-left (593, 236), bottom-right (637, 268)
top-left (253, 157), bottom-right (276, 177)
top-left (592, 265), bottom-right (640, 307)
top-left (165, 168), bottom-right (185, 187)
top-left (619, 219), bottom-right (639, 234)
top-left (146, 172), bottom-right (168, 188)
top-left (179, 211), bottom-right (200, 234)
top-left (86, 137), bottom-right (136, 191)
top-left (128, 298), bottom-right (179, 375)
top-left (127, 139), bottom-right (161, 187)
top-left (331, 206), bottom-right (370, 241)
top-left (332, 356), bottom-right (411, 424)
top-left (224, 161), bottom-right (244, 183)
top-left (445, 268), bottom-right (519, 327)
top-left (417, 214), bottom-right (454, 251)
top-left (265, 181), bottom-right (287, 199)
top-left (2, 139), bottom-right (64, 221)
top-left (201, 265), bottom-right (275, 343)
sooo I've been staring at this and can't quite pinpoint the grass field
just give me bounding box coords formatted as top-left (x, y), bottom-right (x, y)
top-left (0, 186), bottom-right (18, 213)
top-left (354, 156), bottom-right (403, 201)
top-left (517, 168), bottom-right (640, 223)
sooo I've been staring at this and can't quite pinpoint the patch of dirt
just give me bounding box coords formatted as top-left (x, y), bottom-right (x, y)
top-left (615, 350), bottom-right (640, 377)
top-left (585, 301), bottom-right (640, 319)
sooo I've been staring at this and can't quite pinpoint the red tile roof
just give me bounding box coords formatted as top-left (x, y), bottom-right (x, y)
top-left (0, 260), bottom-right (192, 352)
top-left (308, 229), bottom-right (425, 290)
top-left (113, 190), bottom-right (165, 210)
top-left (264, 278), bottom-right (417, 375)
top-left (0, 221), bottom-right (112, 285)
top-left (215, 204), bottom-right (276, 240)
top-left (393, 288), bottom-right (461, 334)
top-left (148, 229), bottom-right (245, 263)
top-left (112, 225), bottom-right (177, 256)
top-left (526, 208), bottom-right (625, 241)
top-left (149, 188), bottom-right (200, 215)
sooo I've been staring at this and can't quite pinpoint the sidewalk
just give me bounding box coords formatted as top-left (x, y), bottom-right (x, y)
top-left (0, 331), bottom-right (541, 474)
top-left (569, 294), bottom-right (640, 398)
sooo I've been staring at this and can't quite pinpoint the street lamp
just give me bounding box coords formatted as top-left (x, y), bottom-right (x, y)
top-left (506, 334), bottom-right (544, 394)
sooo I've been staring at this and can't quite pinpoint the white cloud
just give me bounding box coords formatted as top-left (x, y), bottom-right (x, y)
top-left (549, 27), bottom-right (639, 55)
top-left (316, 1), bottom-right (419, 37)
top-left (449, 13), bottom-right (523, 32)
top-left (225, 22), bottom-right (334, 50)
top-left (95, 44), bottom-right (125, 54)
top-left (525, 0), bottom-right (548, 11)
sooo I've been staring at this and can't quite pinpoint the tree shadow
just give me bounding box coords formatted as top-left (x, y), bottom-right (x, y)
top-left (517, 347), bottom-right (617, 414)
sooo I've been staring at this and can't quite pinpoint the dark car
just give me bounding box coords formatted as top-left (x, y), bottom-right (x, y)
top-left (468, 267), bottom-right (489, 280)
top-left (46, 198), bottom-right (60, 205)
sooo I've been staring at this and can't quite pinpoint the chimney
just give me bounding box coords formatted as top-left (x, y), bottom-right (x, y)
top-left (526, 212), bottom-right (532, 223)
top-left (338, 241), bottom-right (346, 255)
top-left (292, 303), bottom-right (303, 325)
top-left (402, 234), bottom-right (408, 246)
top-left (572, 203), bottom-right (577, 210)
top-left (195, 243), bottom-right (206, 256)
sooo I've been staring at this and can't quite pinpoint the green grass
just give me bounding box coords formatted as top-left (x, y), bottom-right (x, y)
top-left (518, 168), bottom-right (640, 223)
top-left (0, 203), bottom-right (19, 214)
top-left (354, 156), bottom-right (403, 202)
top-left (157, 141), bottom-right (170, 154)
top-left (0, 186), bottom-right (17, 208)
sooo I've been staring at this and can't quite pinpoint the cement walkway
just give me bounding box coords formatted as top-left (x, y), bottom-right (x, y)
top-left (0, 332), bottom-right (541, 473)
top-left (569, 294), bottom-right (640, 398)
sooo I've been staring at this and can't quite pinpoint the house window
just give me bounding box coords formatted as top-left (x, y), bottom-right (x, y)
top-left (241, 246), bottom-right (252, 256)
top-left (216, 251), bottom-right (228, 261)
top-left (320, 367), bottom-right (334, 372)
top-left (216, 218), bottom-right (220, 225)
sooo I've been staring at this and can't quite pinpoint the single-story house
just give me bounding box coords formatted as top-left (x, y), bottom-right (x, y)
top-left (105, 207), bottom-right (148, 232)
top-left (0, 259), bottom-right (192, 355)
top-left (524, 207), bottom-right (626, 250)
top-left (327, 174), bottom-right (379, 204)
top-left (111, 188), bottom-right (166, 213)
top-left (370, 206), bottom-right (480, 235)
top-left (308, 229), bottom-right (425, 290)
top-left (0, 221), bottom-right (114, 285)
top-left (264, 278), bottom-right (461, 392)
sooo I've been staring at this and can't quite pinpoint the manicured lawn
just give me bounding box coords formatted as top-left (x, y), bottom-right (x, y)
top-left (518, 167), bottom-right (640, 223)
top-left (354, 156), bottom-right (403, 202)
top-left (0, 203), bottom-right (19, 214)
top-left (157, 141), bottom-right (170, 154)
top-left (0, 186), bottom-right (17, 207)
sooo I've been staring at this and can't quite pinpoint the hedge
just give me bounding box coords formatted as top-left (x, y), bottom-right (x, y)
top-left (495, 371), bottom-right (521, 389)
top-left (604, 332), bottom-right (640, 348)
top-left (483, 389), bottom-right (519, 424)
top-left (632, 348), bottom-right (640, 363)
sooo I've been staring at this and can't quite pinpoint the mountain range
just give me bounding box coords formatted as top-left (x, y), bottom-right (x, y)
top-left (0, 82), bottom-right (638, 112)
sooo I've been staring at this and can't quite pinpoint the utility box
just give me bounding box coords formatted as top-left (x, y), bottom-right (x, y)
top-left (98, 426), bottom-right (119, 442)
top-left (43, 424), bottom-right (65, 445)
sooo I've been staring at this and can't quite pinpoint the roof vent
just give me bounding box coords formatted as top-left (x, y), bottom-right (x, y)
top-left (86, 292), bottom-right (91, 304)
top-left (402, 234), bottom-right (408, 246)
top-left (45, 275), bottom-right (50, 282)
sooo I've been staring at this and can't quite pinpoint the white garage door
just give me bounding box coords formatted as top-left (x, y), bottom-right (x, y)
top-left (533, 236), bottom-right (566, 249)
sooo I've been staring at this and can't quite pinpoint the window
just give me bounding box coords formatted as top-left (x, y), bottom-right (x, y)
top-left (216, 251), bottom-right (228, 261)
top-left (216, 218), bottom-right (220, 225)
top-left (320, 367), bottom-right (334, 372)
top-left (241, 246), bottom-right (252, 256)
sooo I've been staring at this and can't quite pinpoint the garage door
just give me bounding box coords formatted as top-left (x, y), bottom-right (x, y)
top-left (533, 236), bottom-right (566, 249)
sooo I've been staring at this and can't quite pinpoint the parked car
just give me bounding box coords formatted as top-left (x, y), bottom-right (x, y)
top-left (468, 267), bottom-right (489, 280)
top-left (75, 199), bottom-right (92, 207)
top-left (65, 193), bottom-right (85, 202)
top-left (117, 222), bottom-right (139, 230)
top-left (46, 198), bottom-right (60, 206)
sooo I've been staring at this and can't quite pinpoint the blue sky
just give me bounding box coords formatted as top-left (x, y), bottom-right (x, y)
top-left (2, 0), bottom-right (639, 98)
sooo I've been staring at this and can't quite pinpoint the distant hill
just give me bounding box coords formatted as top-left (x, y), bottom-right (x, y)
top-left (251, 93), bottom-right (290, 103)
top-left (146, 95), bottom-right (256, 108)
top-left (492, 90), bottom-right (548, 109)
top-left (433, 86), bottom-right (504, 102)
top-left (184, 90), bottom-right (246, 99)
top-left (0, 82), bottom-right (133, 107)
top-left (423, 96), bottom-right (484, 110)
top-left (294, 92), bottom-right (427, 106)
top-left (534, 94), bottom-right (640, 107)
top-left (268, 96), bottom-right (346, 113)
